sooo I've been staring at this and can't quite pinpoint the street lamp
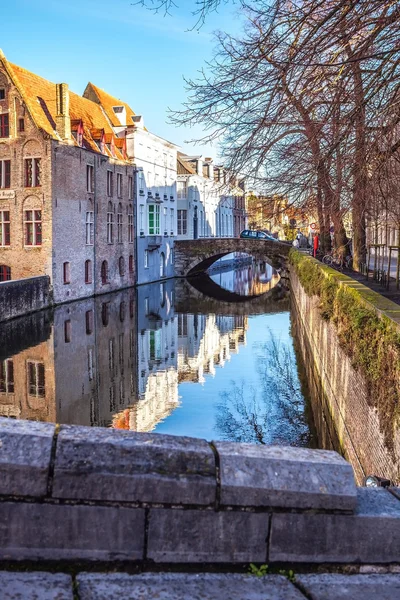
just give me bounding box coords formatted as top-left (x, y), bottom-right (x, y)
top-left (363, 475), bottom-right (391, 488)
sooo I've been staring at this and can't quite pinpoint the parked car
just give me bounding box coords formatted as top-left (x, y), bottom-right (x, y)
top-left (240, 229), bottom-right (277, 242)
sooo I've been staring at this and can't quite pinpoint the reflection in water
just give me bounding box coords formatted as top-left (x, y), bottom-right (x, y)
top-left (216, 329), bottom-right (315, 446)
top-left (0, 263), bottom-right (316, 446)
top-left (209, 260), bottom-right (280, 296)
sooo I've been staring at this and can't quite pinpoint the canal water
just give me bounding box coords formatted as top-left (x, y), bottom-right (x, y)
top-left (0, 259), bottom-right (319, 448)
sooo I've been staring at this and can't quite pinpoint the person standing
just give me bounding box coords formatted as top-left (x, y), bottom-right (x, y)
top-left (313, 234), bottom-right (319, 258)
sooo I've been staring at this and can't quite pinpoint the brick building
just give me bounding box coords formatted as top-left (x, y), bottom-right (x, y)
top-left (0, 50), bottom-right (136, 303)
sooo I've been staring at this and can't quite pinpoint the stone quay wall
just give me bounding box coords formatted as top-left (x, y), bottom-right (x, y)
top-left (1, 417), bottom-right (400, 567)
top-left (290, 259), bottom-right (400, 485)
top-left (0, 275), bottom-right (51, 322)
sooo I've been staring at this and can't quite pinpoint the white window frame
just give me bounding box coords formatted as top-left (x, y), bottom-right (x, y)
top-left (86, 165), bottom-right (94, 192)
top-left (85, 211), bottom-right (94, 245)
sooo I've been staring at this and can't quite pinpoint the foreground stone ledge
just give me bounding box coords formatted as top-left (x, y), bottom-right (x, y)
top-left (269, 488), bottom-right (400, 563)
top-left (0, 571), bottom-right (73, 600)
top-left (0, 418), bottom-right (55, 497)
top-left (296, 573), bottom-right (400, 600)
top-left (214, 442), bottom-right (357, 511)
top-left (76, 572), bottom-right (305, 600)
top-left (147, 508), bottom-right (269, 563)
top-left (0, 502), bottom-right (145, 561)
top-left (52, 425), bottom-right (216, 505)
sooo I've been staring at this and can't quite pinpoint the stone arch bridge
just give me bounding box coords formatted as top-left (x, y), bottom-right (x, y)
top-left (173, 238), bottom-right (292, 277)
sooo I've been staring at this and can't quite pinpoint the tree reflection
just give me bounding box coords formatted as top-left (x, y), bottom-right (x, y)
top-left (215, 328), bottom-right (312, 446)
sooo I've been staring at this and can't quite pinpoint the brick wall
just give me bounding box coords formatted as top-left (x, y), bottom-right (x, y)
top-left (291, 270), bottom-right (400, 485)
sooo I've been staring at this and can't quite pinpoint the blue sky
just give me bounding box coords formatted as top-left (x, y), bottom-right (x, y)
top-left (1, 0), bottom-right (244, 158)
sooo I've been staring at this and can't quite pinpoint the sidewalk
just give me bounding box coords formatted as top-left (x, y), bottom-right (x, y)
top-left (3, 571), bottom-right (400, 599)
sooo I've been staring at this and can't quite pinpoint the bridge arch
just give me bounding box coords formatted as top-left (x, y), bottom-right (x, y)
top-left (173, 238), bottom-right (291, 277)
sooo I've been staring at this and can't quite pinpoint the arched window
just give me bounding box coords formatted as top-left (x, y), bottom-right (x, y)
top-left (119, 256), bottom-right (125, 276)
top-left (160, 252), bottom-right (165, 278)
top-left (128, 204), bottom-right (134, 242)
top-left (101, 302), bottom-right (109, 327)
top-left (101, 260), bottom-right (108, 284)
top-left (107, 201), bottom-right (114, 244)
top-left (85, 259), bottom-right (92, 284)
top-left (117, 202), bottom-right (123, 243)
top-left (0, 265), bottom-right (11, 281)
top-left (129, 255), bottom-right (134, 274)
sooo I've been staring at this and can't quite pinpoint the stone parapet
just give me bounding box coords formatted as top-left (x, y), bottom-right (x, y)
top-left (1, 417), bottom-right (400, 566)
top-left (0, 275), bottom-right (51, 322)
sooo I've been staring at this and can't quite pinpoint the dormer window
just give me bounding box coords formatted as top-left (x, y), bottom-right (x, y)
top-left (113, 106), bottom-right (124, 114)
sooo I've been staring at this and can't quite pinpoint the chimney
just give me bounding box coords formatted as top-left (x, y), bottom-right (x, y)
top-left (56, 83), bottom-right (71, 141)
top-left (206, 160), bottom-right (214, 180)
top-left (196, 158), bottom-right (203, 177)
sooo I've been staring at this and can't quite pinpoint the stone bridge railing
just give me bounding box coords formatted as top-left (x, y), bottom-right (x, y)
top-left (1, 417), bottom-right (400, 567)
top-left (174, 238), bottom-right (291, 277)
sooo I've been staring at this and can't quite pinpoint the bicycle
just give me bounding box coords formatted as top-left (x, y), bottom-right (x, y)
top-left (322, 251), bottom-right (352, 271)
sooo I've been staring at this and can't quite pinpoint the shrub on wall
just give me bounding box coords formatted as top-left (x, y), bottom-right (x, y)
top-left (289, 249), bottom-right (400, 452)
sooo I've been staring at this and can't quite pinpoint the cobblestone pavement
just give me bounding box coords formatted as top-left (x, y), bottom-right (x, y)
top-left (2, 571), bottom-right (400, 599)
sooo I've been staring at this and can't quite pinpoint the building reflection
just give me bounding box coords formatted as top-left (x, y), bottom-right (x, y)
top-left (0, 279), bottom-right (248, 431)
top-left (210, 261), bottom-right (280, 296)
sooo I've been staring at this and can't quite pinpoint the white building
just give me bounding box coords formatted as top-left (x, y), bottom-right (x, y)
top-left (176, 154), bottom-right (235, 240)
top-left (83, 84), bottom-right (179, 285)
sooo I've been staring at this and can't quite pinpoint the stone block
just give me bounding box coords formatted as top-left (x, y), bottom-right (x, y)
top-left (0, 571), bottom-right (73, 600)
top-left (296, 574), bottom-right (400, 600)
top-left (147, 508), bottom-right (269, 563)
top-left (214, 442), bottom-right (357, 510)
top-left (0, 417), bottom-right (55, 497)
top-left (0, 502), bottom-right (144, 561)
top-left (77, 572), bottom-right (305, 600)
top-left (269, 488), bottom-right (400, 563)
top-left (52, 425), bottom-right (216, 505)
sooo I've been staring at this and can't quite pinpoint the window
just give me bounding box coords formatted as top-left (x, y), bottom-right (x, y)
top-left (27, 361), bottom-right (45, 397)
top-left (0, 359), bottom-right (14, 393)
top-left (139, 204), bottom-right (144, 232)
top-left (24, 158), bottom-right (41, 187)
top-left (0, 211), bottom-right (10, 246)
top-left (139, 171), bottom-right (145, 192)
top-left (117, 173), bottom-right (123, 198)
top-left (119, 256), bottom-right (125, 276)
top-left (63, 262), bottom-right (70, 284)
top-left (86, 165), bottom-right (94, 192)
top-left (19, 118), bottom-right (25, 132)
top-left (86, 211), bottom-right (94, 245)
top-left (85, 259), bottom-right (92, 284)
top-left (170, 208), bottom-right (174, 234)
top-left (86, 310), bottom-right (93, 334)
top-left (129, 254), bottom-right (134, 273)
top-left (177, 210), bottom-right (187, 235)
top-left (101, 260), bottom-right (108, 284)
top-left (0, 89), bottom-right (5, 100)
top-left (0, 160), bottom-right (10, 188)
top-left (107, 202), bottom-right (114, 243)
top-left (163, 206), bottom-right (167, 233)
top-left (64, 320), bottom-right (71, 343)
top-left (102, 302), bottom-right (109, 326)
top-left (117, 203), bottom-right (123, 243)
top-left (128, 175), bottom-right (133, 199)
top-left (0, 265), bottom-right (11, 281)
top-left (109, 338), bottom-right (114, 372)
top-left (0, 114), bottom-right (9, 138)
top-left (107, 170), bottom-right (113, 196)
top-left (177, 181), bottom-right (187, 199)
top-left (24, 210), bottom-right (42, 246)
top-left (128, 207), bottom-right (134, 242)
top-left (88, 348), bottom-right (94, 380)
top-left (178, 314), bottom-right (188, 336)
top-left (148, 204), bottom-right (160, 234)
top-left (144, 249), bottom-right (149, 268)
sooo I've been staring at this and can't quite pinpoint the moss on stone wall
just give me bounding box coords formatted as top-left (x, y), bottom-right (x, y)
top-left (289, 249), bottom-right (400, 451)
